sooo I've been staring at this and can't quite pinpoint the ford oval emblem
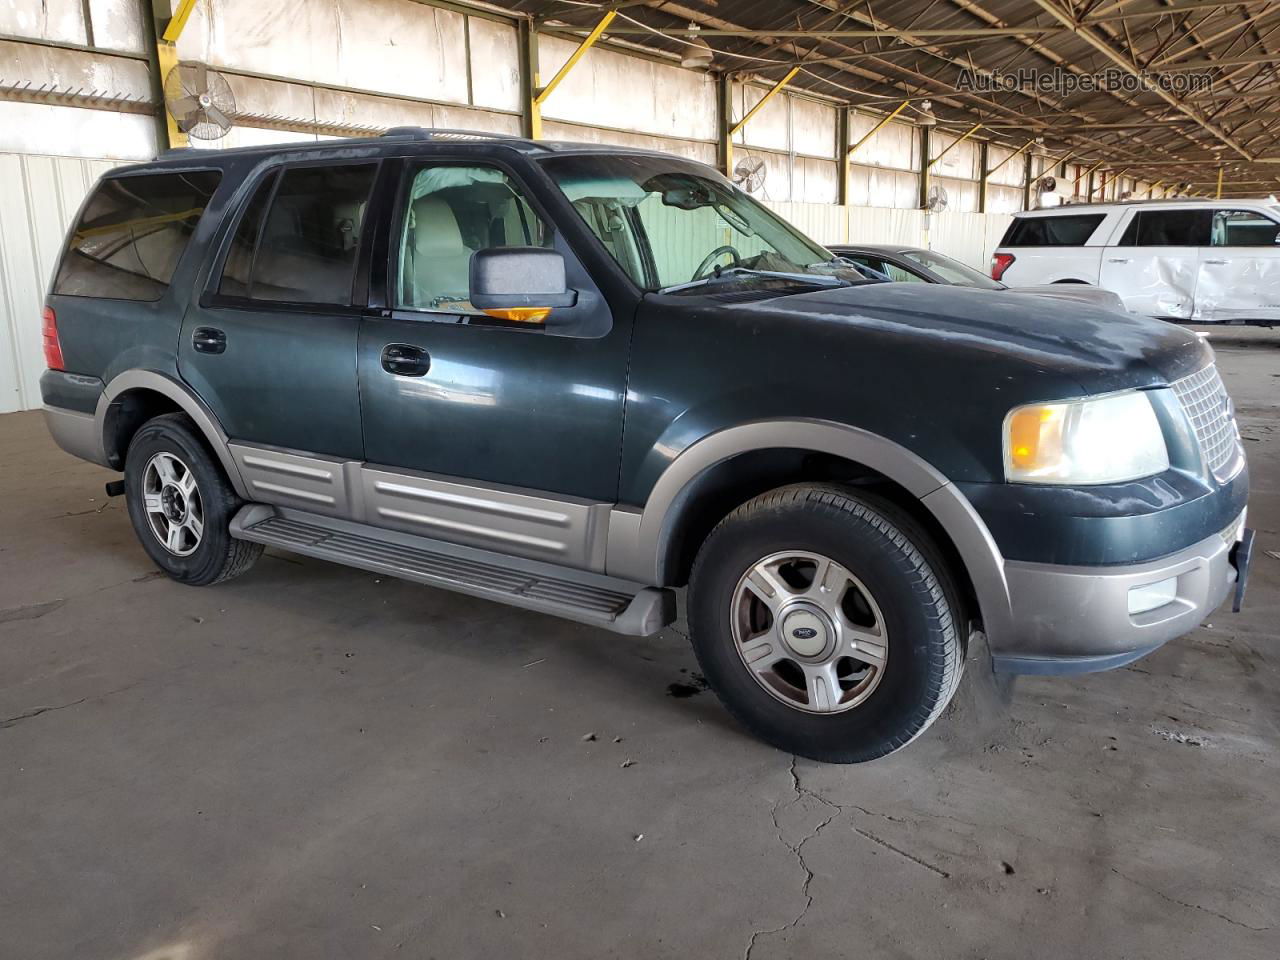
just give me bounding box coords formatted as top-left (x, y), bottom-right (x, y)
top-left (792, 626), bottom-right (818, 640)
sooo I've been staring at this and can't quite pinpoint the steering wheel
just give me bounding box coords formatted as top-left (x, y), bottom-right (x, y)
top-left (691, 245), bottom-right (742, 281)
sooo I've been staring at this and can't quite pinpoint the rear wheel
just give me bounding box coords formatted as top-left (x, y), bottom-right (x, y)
top-left (124, 413), bottom-right (262, 586)
top-left (687, 484), bottom-right (964, 763)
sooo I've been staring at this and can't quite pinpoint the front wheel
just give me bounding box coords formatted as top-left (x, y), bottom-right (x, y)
top-left (687, 484), bottom-right (964, 763)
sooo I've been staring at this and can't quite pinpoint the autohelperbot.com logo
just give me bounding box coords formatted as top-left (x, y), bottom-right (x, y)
top-left (957, 67), bottom-right (1212, 96)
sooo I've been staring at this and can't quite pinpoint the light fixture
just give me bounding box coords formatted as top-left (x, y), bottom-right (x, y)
top-left (913, 100), bottom-right (937, 126)
top-left (680, 23), bottom-right (714, 69)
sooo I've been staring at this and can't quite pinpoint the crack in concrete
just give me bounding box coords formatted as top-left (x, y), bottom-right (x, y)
top-left (0, 681), bottom-right (141, 730)
top-left (851, 827), bottom-right (951, 878)
top-left (1110, 868), bottom-right (1272, 932)
top-left (742, 757), bottom-right (840, 960)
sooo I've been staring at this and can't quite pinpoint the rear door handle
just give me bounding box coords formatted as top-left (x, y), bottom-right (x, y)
top-left (1204, 258), bottom-right (1229, 265)
top-left (381, 343), bottom-right (430, 377)
top-left (192, 326), bottom-right (226, 355)
top-left (1107, 258), bottom-right (1130, 264)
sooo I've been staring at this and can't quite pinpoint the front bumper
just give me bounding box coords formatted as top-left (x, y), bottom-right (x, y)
top-left (991, 514), bottom-right (1249, 675)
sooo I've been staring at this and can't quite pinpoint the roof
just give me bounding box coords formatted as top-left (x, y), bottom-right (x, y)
top-left (124, 128), bottom-right (698, 173)
top-left (515, 0), bottom-right (1280, 199)
top-left (1012, 197), bottom-right (1279, 216)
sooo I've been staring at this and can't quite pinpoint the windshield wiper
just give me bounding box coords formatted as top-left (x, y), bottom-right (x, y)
top-left (658, 267), bottom-right (848, 295)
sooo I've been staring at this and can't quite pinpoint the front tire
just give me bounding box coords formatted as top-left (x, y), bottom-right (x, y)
top-left (687, 484), bottom-right (964, 763)
top-left (124, 413), bottom-right (262, 586)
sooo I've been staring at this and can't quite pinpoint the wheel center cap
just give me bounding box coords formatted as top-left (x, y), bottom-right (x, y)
top-left (161, 486), bottom-right (186, 522)
top-left (780, 608), bottom-right (830, 658)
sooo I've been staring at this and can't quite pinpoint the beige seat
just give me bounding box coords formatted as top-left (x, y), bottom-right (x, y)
top-left (408, 195), bottom-right (473, 308)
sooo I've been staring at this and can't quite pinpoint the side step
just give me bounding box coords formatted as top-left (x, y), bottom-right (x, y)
top-left (230, 505), bottom-right (675, 636)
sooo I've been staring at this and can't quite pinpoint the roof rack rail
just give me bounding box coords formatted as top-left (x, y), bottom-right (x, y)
top-left (379, 126), bottom-right (532, 143)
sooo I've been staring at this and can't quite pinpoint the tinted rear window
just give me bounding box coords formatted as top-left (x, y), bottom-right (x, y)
top-left (219, 164), bottom-right (377, 305)
top-left (1117, 210), bottom-right (1212, 247)
top-left (1001, 213), bottom-right (1106, 247)
top-left (53, 171), bottom-right (221, 301)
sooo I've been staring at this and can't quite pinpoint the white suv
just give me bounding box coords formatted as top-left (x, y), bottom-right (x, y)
top-left (991, 200), bottom-right (1280, 323)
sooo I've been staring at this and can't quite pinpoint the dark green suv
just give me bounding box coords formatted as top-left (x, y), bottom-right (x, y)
top-left (40, 128), bottom-right (1253, 762)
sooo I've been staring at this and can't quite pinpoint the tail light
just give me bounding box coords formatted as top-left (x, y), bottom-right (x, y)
top-left (991, 252), bottom-right (1016, 282)
top-left (42, 306), bottom-right (64, 371)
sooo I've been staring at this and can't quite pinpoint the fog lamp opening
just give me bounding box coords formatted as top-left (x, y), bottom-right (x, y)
top-left (1127, 577), bottom-right (1178, 616)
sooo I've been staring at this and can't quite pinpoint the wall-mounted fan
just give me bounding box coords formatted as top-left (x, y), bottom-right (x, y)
top-left (732, 155), bottom-right (766, 194)
top-left (925, 183), bottom-right (949, 212)
top-left (164, 62), bottom-right (235, 140)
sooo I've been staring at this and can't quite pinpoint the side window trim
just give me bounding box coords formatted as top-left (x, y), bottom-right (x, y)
top-left (203, 157), bottom-right (381, 313)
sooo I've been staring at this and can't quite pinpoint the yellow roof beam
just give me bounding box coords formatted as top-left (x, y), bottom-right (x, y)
top-left (847, 100), bottom-right (910, 158)
top-left (534, 11), bottom-right (617, 108)
top-left (729, 67), bottom-right (801, 138)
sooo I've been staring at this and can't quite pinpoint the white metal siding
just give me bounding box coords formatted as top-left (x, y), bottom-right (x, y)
top-left (0, 153), bottom-right (117, 414)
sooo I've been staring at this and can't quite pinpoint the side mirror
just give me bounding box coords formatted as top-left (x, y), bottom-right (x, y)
top-left (469, 247), bottom-right (577, 324)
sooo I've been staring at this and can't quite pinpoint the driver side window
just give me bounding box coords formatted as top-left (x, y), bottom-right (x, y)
top-left (396, 164), bottom-right (550, 313)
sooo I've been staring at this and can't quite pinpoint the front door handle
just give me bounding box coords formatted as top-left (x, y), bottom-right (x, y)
top-left (1107, 258), bottom-right (1130, 264)
top-left (1204, 258), bottom-right (1229, 265)
top-left (381, 343), bottom-right (430, 377)
top-left (192, 326), bottom-right (226, 355)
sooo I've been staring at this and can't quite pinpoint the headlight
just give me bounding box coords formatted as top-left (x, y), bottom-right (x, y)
top-left (1003, 391), bottom-right (1169, 484)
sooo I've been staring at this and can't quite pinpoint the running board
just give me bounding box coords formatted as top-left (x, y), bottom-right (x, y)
top-left (230, 505), bottom-right (675, 636)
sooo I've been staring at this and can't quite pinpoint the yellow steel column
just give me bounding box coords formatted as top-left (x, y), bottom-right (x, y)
top-left (154, 0), bottom-right (199, 148)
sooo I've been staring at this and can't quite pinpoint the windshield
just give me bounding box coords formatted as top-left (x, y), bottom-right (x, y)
top-left (901, 250), bottom-right (1004, 290)
top-left (540, 154), bottom-right (848, 292)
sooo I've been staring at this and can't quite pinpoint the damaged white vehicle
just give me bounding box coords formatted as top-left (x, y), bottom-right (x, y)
top-left (991, 200), bottom-right (1280, 324)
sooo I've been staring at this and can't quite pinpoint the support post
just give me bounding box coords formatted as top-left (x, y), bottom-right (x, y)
top-left (718, 73), bottom-right (734, 178)
top-left (518, 18), bottom-right (541, 139)
top-left (978, 140), bottom-right (989, 213)
top-left (837, 106), bottom-right (850, 206)
top-left (1022, 150), bottom-right (1034, 210)
top-left (1216, 166), bottom-right (1224, 198)
top-left (919, 125), bottom-right (931, 215)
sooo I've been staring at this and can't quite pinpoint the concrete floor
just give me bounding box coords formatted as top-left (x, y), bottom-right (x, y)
top-left (2, 328), bottom-right (1277, 960)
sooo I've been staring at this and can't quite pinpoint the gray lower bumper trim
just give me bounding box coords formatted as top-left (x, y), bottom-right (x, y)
top-left (42, 405), bottom-right (108, 467)
top-left (995, 526), bottom-right (1239, 671)
top-left (992, 644), bottom-right (1164, 676)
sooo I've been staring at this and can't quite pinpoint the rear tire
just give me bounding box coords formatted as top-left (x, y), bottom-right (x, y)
top-left (687, 484), bottom-right (964, 763)
top-left (123, 413), bottom-right (262, 586)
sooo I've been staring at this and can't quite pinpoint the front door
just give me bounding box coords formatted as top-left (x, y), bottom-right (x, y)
top-left (357, 160), bottom-right (631, 506)
top-left (1100, 208), bottom-right (1210, 319)
top-left (180, 162), bottom-right (380, 459)
top-left (1196, 208), bottom-right (1280, 322)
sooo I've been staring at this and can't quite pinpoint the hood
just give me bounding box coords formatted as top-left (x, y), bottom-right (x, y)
top-left (1003, 284), bottom-right (1127, 312)
top-left (739, 282), bottom-right (1208, 394)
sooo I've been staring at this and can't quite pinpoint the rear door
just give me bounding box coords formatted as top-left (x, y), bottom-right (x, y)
top-left (180, 161), bottom-right (379, 459)
top-left (1099, 208), bottom-right (1210, 319)
top-left (1195, 207), bottom-right (1280, 322)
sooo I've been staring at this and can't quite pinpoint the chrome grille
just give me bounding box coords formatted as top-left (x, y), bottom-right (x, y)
top-left (1171, 364), bottom-right (1242, 482)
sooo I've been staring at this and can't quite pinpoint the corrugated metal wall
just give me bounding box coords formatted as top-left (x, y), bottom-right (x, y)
top-left (0, 154), bottom-right (118, 414)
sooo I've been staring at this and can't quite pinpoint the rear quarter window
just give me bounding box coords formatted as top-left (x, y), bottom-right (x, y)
top-left (1000, 213), bottom-right (1106, 247)
top-left (53, 170), bottom-right (222, 301)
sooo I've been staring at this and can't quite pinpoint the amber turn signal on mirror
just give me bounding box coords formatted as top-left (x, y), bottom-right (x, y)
top-left (481, 306), bottom-right (553, 324)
